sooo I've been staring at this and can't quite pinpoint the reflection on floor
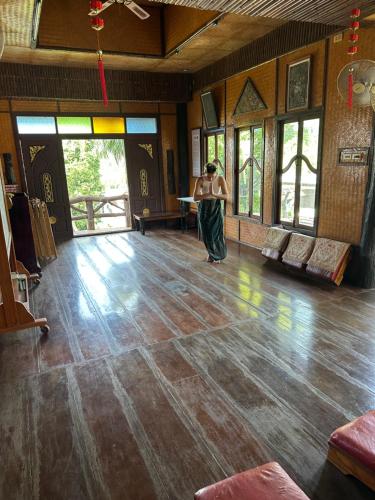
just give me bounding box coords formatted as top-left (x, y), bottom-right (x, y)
top-left (1, 230), bottom-right (374, 500)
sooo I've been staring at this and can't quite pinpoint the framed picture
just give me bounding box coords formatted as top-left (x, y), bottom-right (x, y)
top-left (338, 147), bottom-right (369, 166)
top-left (191, 128), bottom-right (202, 177)
top-left (287, 57), bottom-right (311, 112)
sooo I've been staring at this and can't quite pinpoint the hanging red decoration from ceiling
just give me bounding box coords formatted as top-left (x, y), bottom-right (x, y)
top-left (347, 7), bottom-right (361, 109)
top-left (89, 6), bottom-right (108, 106)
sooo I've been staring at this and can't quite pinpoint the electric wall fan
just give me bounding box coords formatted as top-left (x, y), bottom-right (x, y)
top-left (89, 0), bottom-right (150, 20)
top-left (337, 59), bottom-right (375, 111)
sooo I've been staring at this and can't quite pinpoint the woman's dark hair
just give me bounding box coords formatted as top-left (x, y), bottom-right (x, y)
top-left (206, 162), bottom-right (217, 174)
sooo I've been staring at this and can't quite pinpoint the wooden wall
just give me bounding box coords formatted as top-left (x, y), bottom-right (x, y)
top-left (187, 27), bottom-right (375, 248)
top-left (0, 99), bottom-right (179, 212)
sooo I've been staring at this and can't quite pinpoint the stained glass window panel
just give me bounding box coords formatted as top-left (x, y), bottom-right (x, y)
top-left (93, 117), bottom-right (125, 134)
top-left (126, 118), bottom-right (157, 134)
top-left (57, 117), bottom-right (92, 134)
top-left (16, 116), bottom-right (56, 134)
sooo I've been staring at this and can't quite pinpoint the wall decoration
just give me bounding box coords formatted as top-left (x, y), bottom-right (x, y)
top-left (140, 169), bottom-right (149, 197)
top-left (287, 57), bottom-right (311, 111)
top-left (42, 172), bottom-right (54, 203)
top-left (338, 147), bottom-right (369, 166)
top-left (29, 145), bottom-right (46, 165)
top-left (138, 144), bottom-right (153, 159)
top-left (192, 128), bottom-right (201, 177)
top-left (233, 78), bottom-right (266, 116)
top-left (201, 91), bottom-right (219, 129)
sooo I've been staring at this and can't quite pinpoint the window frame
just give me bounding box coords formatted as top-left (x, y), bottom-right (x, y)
top-left (235, 122), bottom-right (264, 221)
top-left (275, 110), bottom-right (323, 234)
top-left (204, 128), bottom-right (225, 177)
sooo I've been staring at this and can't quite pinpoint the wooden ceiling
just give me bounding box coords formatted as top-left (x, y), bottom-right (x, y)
top-left (1, 0), bottom-right (374, 74)
top-left (149, 0), bottom-right (375, 25)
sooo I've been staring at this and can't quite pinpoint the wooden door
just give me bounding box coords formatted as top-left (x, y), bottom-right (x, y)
top-left (125, 135), bottom-right (163, 215)
top-left (20, 137), bottom-right (73, 242)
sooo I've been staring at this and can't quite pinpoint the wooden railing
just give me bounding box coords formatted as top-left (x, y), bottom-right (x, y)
top-left (69, 194), bottom-right (131, 231)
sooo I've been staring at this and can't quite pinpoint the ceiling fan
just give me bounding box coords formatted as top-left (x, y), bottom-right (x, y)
top-left (89, 0), bottom-right (150, 20)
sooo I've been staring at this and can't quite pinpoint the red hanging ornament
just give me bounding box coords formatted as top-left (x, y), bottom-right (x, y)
top-left (90, 0), bottom-right (103, 15)
top-left (91, 16), bottom-right (104, 31)
top-left (351, 8), bottom-right (361, 18)
top-left (97, 50), bottom-right (108, 107)
top-left (346, 7), bottom-right (360, 109)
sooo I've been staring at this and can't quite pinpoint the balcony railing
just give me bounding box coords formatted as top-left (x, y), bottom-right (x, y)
top-left (69, 193), bottom-right (131, 231)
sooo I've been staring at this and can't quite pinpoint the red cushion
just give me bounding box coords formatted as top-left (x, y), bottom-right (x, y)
top-left (194, 462), bottom-right (309, 500)
top-left (329, 410), bottom-right (375, 472)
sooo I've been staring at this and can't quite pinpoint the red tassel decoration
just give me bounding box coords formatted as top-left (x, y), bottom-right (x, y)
top-left (97, 51), bottom-right (108, 107)
top-left (348, 70), bottom-right (353, 109)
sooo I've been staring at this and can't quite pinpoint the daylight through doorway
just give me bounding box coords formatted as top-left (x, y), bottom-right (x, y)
top-left (62, 139), bottom-right (131, 236)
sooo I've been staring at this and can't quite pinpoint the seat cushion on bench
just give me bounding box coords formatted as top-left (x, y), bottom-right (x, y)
top-left (306, 238), bottom-right (350, 285)
top-left (194, 462), bottom-right (309, 500)
top-left (329, 411), bottom-right (375, 473)
top-left (261, 227), bottom-right (292, 261)
top-left (282, 233), bottom-right (315, 269)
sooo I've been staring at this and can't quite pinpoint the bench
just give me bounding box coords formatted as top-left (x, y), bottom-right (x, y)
top-left (133, 211), bottom-right (186, 235)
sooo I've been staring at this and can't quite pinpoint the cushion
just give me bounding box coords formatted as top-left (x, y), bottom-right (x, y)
top-left (194, 462), bottom-right (309, 500)
top-left (282, 233), bottom-right (315, 269)
top-left (329, 411), bottom-right (375, 473)
top-left (262, 228), bottom-right (292, 261)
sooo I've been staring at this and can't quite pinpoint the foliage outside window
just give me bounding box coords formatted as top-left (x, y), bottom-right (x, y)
top-left (236, 125), bottom-right (263, 218)
top-left (206, 132), bottom-right (225, 177)
top-left (278, 116), bottom-right (320, 229)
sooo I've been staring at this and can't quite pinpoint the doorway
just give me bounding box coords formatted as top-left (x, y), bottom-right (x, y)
top-left (61, 139), bottom-right (131, 236)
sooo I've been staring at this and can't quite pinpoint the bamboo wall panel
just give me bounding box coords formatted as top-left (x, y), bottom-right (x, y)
top-left (194, 22), bottom-right (338, 90)
top-left (0, 63), bottom-right (192, 102)
top-left (187, 92), bottom-right (203, 194)
top-left (0, 101), bottom-right (10, 112)
top-left (318, 28), bottom-right (374, 244)
top-left (39, 0), bottom-right (162, 56)
top-left (160, 114), bottom-right (179, 211)
top-left (277, 40), bottom-right (326, 115)
top-left (121, 102), bottom-right (159, 114)
top-left (262, 118), bottom-right (276, 226)
top-left (11, 100), bottom-right (59, 112)
top-left (224, 216), bottom-right (239, 240)
top-left (0, 113), bottom-right (21, 184)
top-left (226, 60), bottom-right (276, 126)
top-left (59, 101), bottom-right (121, 113)
top-left (164, 5), bottom-right (218, 53)
top-left (239, 220), bottom-right (268, 248)
top-left (159, 103), bottom-right (177, 114)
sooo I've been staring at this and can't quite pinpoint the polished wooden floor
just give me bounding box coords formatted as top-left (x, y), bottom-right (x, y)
top-left (1, 229), bottom-right (375, 500)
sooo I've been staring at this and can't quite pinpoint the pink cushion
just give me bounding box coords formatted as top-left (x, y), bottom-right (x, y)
top-left (194, 462), bottom-right (309, 500)
top-left (329, 410), bottom-right (375, 472)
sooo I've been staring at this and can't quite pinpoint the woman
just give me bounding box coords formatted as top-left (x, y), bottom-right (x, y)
top-left (193, 162), bottom-right (229, 263)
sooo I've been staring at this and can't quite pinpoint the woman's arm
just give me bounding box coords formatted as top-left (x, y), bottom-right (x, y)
top-left (193, 177), bottom-right (209, 201)
top-left (213, 176), bottom-right (229, 201)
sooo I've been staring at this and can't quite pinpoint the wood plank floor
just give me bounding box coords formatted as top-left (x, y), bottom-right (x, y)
top-left (1, 229), bottom-right (375, 500)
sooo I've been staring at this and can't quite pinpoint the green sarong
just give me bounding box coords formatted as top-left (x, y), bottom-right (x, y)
top-left (198, 199), bottom-right (227, 261)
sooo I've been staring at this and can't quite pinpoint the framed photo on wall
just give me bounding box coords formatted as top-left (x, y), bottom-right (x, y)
top-left (287, 57), bottom-right (311, 112)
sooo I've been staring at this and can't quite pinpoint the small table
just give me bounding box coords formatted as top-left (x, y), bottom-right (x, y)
top-left (133, 212), bottom-right (186, 235)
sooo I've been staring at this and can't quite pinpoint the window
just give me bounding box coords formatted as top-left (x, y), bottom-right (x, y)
top-left (93, 117), bottom-right (125, 134)
top-left (205, 132), bottom-right (225, 176)
top-left (56, 117), bottom-right (92, 134)
top-left (278, 116), bottom-right (321, 229)
top-left (126, 117), bottom-right (157, 134)
top-left (236, 125), bottom-right (263, 218)
top-left (16, 116), bottom-right (56, 134)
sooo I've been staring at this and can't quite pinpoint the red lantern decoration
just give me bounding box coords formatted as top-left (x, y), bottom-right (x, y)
top-left (97, 50), bottom-right (108, 107)
top-left (351, 20), bottom-right (360, 30)
top-left (346, 7), bottom-right (360, 109)
top-left (349, 33), bottom-right (359, 42)
top-left (91, 16), bottom-right (104, 31)
top-left (351, 8), bottom-right (361, 18)
top-left (89, 1), bottom-right (103, 15)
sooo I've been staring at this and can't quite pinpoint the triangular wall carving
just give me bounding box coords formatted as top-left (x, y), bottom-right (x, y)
top-left (233, 78), bottom-right (266, 116)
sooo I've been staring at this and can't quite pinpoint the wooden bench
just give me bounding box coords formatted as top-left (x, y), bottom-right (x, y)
top-left (133, 212), bottom-right (186, 235)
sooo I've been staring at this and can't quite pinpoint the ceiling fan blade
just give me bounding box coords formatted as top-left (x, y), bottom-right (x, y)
top-left (125, 1), bottom-right (150, 20)
top-left (88, 0), bottom-right (115, 17)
